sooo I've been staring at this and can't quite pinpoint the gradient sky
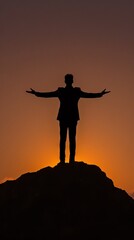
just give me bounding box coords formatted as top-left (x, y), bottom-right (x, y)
top-left (1, 0), bottom-right (134, 194)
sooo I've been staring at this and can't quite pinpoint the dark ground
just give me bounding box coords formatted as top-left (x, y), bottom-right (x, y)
top-left (0, 161), bottom-right (134, 240)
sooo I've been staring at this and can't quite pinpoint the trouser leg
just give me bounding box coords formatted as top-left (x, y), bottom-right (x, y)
top-left (59, 122), bottom-right (67, 162)
top-left (69, 122), bottom-right (77, 163)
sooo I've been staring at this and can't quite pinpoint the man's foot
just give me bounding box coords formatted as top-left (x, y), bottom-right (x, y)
top-left (58, 161), bottom-right (65, 165)
top-left (69, 159), bottom-right (75, 164)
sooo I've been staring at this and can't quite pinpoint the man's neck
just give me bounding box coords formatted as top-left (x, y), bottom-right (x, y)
top-left (65, 85), bottom-right (73, 88)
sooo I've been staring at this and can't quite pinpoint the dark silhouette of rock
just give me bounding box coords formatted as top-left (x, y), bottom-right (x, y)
top-left (0, 161), bottom-right (133, 240)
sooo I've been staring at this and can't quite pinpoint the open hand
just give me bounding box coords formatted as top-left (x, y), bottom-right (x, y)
top-left (101, 89), bottom-right (111, 95)
top-left (26, 88), bottom-right (36, 94)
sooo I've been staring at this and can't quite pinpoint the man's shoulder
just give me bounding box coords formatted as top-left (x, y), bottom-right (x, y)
top-left (57, 87), bottom-right (65, 95)
top-left (58, 87), bottom-right (64, 90)
top-left (57, 87), bottom-right (81, 94)
top-left (74, 87), bottom-right (81, 91)
top-left (74, 87), bottom-right (81, 94)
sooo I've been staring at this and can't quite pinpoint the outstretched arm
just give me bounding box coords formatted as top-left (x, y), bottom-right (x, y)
top-left (26, 88), bottom-right (58, 98)
top-left (80, 89), bottom-right (110, 98)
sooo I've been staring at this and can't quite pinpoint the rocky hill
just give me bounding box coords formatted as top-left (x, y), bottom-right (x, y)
top-left (0, 161), bottom-right (134, 240)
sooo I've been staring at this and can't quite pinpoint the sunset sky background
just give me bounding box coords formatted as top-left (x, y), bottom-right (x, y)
top-left (1, 0), bottom-right (134, 195)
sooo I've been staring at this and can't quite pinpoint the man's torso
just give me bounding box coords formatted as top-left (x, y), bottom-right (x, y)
top-left (57, 87), bottom-right (81, 123)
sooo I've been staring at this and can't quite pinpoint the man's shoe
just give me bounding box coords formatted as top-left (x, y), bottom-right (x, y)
top-left (69, 159), bottom-right (75, 164)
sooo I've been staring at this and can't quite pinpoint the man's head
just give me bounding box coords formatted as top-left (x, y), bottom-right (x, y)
top-left (64, 74), bottom-right (74, 86)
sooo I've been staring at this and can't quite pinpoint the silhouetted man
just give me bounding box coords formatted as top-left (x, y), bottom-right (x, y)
top-left (26, 74), bottom-right (110, 163)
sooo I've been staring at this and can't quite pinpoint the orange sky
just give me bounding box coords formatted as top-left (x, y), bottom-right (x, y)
top-left (1, 1), bottom-right (134, 194)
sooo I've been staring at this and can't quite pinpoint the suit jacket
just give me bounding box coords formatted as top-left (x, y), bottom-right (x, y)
top-left (57, 87), bottom-right (81, 122)
top-left (35, 86), bottom-right (102, 123)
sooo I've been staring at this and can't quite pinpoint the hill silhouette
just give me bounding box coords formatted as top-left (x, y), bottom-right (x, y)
top-left (0, 161), bottom-right (134, 240)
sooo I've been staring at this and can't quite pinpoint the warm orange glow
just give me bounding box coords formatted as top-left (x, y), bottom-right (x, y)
top-left (1, 1), bottom-right (134, 195)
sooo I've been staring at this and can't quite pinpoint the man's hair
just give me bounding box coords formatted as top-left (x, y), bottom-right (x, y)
top-left (64, 74), bottom-right (74, 84)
